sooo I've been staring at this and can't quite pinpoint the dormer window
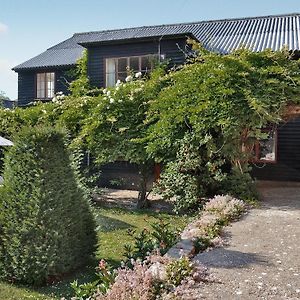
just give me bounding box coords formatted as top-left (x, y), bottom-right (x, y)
top-left (36, 72), bottom-right (55, 99)
top-left (105, 54), bottom-right (161, 87)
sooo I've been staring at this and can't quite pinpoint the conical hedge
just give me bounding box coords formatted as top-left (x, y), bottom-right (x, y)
top-left (0, 126), bottom-right (97, 285)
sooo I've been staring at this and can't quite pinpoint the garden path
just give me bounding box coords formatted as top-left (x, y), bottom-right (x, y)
top-left (94, 188), bottom-right (172, 212)
top-left (185, 182), bottom-right (300, 299)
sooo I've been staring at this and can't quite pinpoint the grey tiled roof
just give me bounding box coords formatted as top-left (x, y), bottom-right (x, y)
top-left (13, 13), bottom-right (300, 71)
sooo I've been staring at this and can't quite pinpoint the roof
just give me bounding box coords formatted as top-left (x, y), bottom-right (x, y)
top-left (0, 136), bottom-right (14, 146)
top-left (13, 13), bottom-right (300, 71)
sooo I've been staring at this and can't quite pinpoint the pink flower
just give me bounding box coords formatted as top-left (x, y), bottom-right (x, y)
top-left (98, 259), bottom-right (106, 270)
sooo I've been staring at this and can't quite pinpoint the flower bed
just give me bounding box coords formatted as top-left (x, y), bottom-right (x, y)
top-left (168, 195), bottom-right (245, 258)
top-left (72, 195), bottom-right (245, 300)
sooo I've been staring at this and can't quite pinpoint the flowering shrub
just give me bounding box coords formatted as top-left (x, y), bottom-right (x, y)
top-left (204, 194), bottom-right (245, 222)
top-left (163, 261), bottom-right (210, 299)
top-left (166, 256), bottom-right (193, 286)
top-left (95, 260), bottom-right (155, 300)
top-left (179, 195), bottom-right (245, 256)
top-left (92, 256), bottom-right (208, 300)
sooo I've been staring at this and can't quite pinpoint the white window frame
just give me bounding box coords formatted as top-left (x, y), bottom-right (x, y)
top-left (36, 72), bottom-right (55, 99)
top-left (105, 54), bottom-right (163, 87)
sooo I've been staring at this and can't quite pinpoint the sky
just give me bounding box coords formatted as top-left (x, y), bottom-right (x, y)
top-left (0, 0), bottom-right (299, 99)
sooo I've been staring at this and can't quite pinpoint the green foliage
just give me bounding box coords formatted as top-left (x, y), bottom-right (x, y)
top-left (0, 91), bottom-right (9, 107)
top-left (166, 256), bottom-right (193, 286)
top-left (80, 67), bottom-right (168, 207)
top-left (123, 219), bottom-right (179, 263)
top-left (153, 133), bottom-right (219, 213)
top-left (0, 126), bottom-right (97, 285)
top-left (1, 45), bottom-right (300, 214)
top-left (147, 46), bottom-right (300, 211)
top-left (219, 167), bottom-right (259, 202)
top-left (71, 279), bottom-right (100, 300)
top-left (68, 50), bottom-right (93, 97)
top-left (81, 67), bottom-right (166, 165)
top-left (71, 260), bottom-right (116, 299)
top-left (193, 237), bottom-right (212, 253)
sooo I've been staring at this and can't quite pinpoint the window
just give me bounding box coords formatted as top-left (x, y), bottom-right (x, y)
top-left (253, 128), bottom-right (277, 163)
top-left (105, 54), bottom-right (161, 87)
top-left (36, 72), bottom-right (55, 99)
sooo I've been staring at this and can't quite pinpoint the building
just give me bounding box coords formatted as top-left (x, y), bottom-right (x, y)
top-left (12, 13), bottom-right (300, 184)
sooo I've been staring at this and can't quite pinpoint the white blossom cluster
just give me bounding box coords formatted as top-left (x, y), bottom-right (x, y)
top-left (52, 91), bottom-right (65, 103)
top-left (102, 72), bottom-right (145, 109)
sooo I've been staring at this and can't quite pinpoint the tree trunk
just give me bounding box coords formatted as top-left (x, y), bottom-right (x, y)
top-left (136, 165), bottom-right (150, 209)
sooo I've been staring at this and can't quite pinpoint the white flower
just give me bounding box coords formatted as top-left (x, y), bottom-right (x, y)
top-left (103, 88), bottom-right (107, 94)
top-left (118, 99), bottom-right (123, 103)
top-left (107, 90), bottom-right (111, 96)
top-left (109, 98), bottom-right (115, 104)
top-left (125, 75), bottom-right (133, 82)
top-left (134, 87), bottom-right (143, 93)
top-left (116, 79), bottom-right (121, 86)
top-left (116, 86), bottom-right (120, 91)
top-left (135, 71), bottom-right (142, 78)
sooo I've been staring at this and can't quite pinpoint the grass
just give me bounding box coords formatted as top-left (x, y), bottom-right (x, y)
top-left (0, 206), bottom-right (191, 300)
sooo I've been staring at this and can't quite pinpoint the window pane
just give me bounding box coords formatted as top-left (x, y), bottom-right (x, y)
top-left (118, 58), bottom-right (127, 73)
top-left (106, 59), bottom-right (116, 87)
top-left (36, 73), bottom-right (45, 98)
top-left (117, 72), bottom-right (127, 82)
top-left (106, 73), bottom-right (116, 87)
top-left (46, 72), bottom-right (55, 98)
top-left (106, 58), bottom-right (116, 74)
top-left (36, 72), bottom-right (55, 99)
top-left (141, 56), bottom-right (153, 72)
top-left (130, 57), bottom-right (139, 72)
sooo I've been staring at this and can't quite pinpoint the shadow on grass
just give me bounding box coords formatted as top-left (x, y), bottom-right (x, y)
top-left (28, 258), bottom-right (121, 299)
top-left (94, 204), bottom-right (183, 217)
top-left (95, 214), bottom-right (136, 232)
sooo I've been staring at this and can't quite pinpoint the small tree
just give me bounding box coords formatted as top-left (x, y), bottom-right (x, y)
top-left (81, 68), bottom-right (167, 208)
top-left (0, 126), bottom-right (97, 285)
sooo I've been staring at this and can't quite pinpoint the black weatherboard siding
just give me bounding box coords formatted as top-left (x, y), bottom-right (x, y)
top-left (86, 37), bottom-right (187, 88)
top-left (17, 71), bottom-right (35, 106)
top-left (17, 68), bottom-right (73, 106)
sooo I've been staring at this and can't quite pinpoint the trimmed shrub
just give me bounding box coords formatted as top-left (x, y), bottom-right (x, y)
top-left (0, 126), bottom-right (97, 285)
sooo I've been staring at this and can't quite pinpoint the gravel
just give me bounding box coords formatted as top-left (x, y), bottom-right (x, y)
top-left (181, 184), bottom-right (300, 299)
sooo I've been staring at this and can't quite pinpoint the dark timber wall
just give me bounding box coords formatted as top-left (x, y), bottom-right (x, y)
top-left (86, 38), bottom-right (187, 88)
top-left (17, 68), bottom-right (73, 106)
top-left (252, 117), bottom-right (300, 181)
top-left (98, 161), bottom-right (155, 190)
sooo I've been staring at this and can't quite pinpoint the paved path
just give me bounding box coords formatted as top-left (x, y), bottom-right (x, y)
top-left (186, 185), bottom-right (300, 299)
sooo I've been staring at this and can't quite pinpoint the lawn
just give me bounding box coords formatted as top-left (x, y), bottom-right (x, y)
top-left (0, 206), bottom-right (190, 300)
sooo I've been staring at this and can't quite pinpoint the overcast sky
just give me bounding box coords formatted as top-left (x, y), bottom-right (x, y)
top-left (0, 0), bottom-right (299, 99)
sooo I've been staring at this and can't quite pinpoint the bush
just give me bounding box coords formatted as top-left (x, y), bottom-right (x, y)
top-left (204, 194), bottom-right (245, 222)
top-left (123, 219), bottom-right (179, 264)
top-left (219, 168), bottom-right (259, 202)
top-left (95, 260), bottom-right (155, 300)
top-left (0, 126), bottom-right (97, 285)
top-left (71, 259), bottom-right (116, 299)
top-left (166, 256), bottom-right (193, 287)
